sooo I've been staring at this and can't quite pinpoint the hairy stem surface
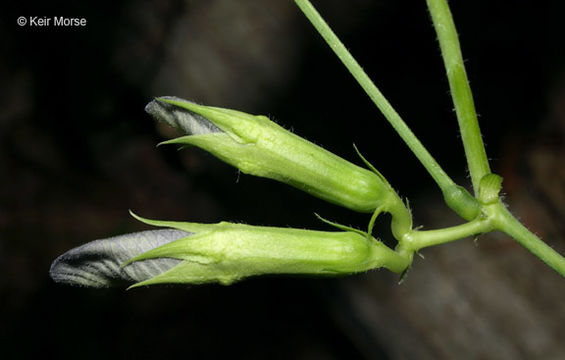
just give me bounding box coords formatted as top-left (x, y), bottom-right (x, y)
top-left (426, 0), bottom-right (490, 194)
top-left (492, 204), bottom-right (565, 278)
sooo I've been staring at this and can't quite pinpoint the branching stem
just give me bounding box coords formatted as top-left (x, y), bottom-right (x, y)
top-left (294, 0), bottom-right (457, 194)
top-left (294, 0), bottom-right (565, 279)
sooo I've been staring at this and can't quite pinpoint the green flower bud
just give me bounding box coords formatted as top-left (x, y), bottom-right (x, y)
top-left (49, 213), bottom-right (410, 288)
top-left (145, 97), bottom-right (406, 216)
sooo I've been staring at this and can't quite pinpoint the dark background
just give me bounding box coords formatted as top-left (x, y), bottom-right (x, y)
top-left (1, 0), bottom-right (565, 359)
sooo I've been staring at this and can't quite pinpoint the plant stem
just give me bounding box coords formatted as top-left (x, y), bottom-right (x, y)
top-left (407, 216), bottom-right (493, 251)
top-left (426, 0), bottom-right (490, 195)
top-left (404, 202), bottom-right (565, 278)
top-left (293, 0), bottom-right (457, 193)
top-left (401, 202), bottom-right (565, 278)
top-left (492, 203), bottom-right (565, 278)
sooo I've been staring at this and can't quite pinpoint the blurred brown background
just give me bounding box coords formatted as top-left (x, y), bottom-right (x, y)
top-left (1, 0), bottom-right (565, 359)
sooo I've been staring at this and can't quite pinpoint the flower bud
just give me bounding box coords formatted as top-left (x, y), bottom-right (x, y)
top-left (49, 213), bottom-right (410, 288)
top-left (145, 97), bottom-right (408, 218)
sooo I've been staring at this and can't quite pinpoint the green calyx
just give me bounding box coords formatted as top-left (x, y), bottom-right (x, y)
top-left (123, 212), bottom-right (410, 288)
top-left (147, 97), bottom-right (409, 218)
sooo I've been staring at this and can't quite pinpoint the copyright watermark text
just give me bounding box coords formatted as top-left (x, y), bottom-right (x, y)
top-left (17, 16), bottom-right (87, 27)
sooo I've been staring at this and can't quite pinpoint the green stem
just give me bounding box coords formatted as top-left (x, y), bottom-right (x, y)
top-left (492, 203), bottom-right (565, 278)
top-left (293, 0), bottom-right (457, 193)
top-left (426, 0), bottom-right (490, 195)
top-left (406, 216), bottom-right (493, 251)
top-left (401, 202), bottom-right (565, 278)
